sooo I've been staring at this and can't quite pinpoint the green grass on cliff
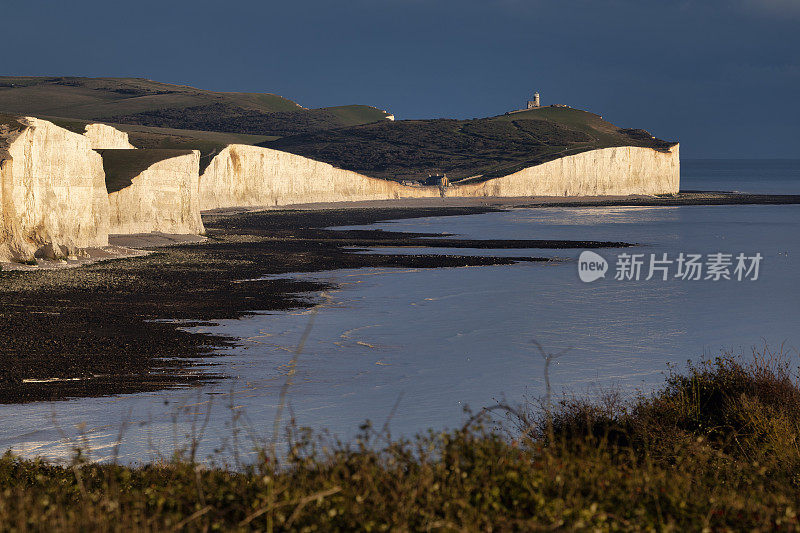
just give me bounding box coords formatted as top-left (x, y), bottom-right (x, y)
top-left (0, 77), bottom-right (301, 118)
top-left (106, 103), bottom-right (390, 138)
top-left (1, 351), bottom-right (799, 531)
top-left (0, 77), bottom-right (390, 137)
top-left (496, 106), bottom-right (639, 146)
top-left (323, 105), bottom-right (393, 127)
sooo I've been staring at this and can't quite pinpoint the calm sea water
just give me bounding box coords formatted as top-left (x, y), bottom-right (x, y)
top-left (0, 160), bottom-right (798, 463)
top-left (681, 159), bottom-right (800, 194)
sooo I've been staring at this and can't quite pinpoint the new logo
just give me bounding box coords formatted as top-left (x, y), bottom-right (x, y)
top-left (578, 251), bottom-right (608, 283)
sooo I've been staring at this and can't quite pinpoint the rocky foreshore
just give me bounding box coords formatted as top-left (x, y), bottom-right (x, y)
top-left (0, 205), bottom-right (634, 404)
top-left (4, 190), bottom-right (800, 403)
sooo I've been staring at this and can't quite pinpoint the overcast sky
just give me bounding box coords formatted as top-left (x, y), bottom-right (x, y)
top-left (4, 0), bottom-right (799, 157)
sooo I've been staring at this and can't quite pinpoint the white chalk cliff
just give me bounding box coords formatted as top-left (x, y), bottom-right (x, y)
top-left (0, 123), bottom-right (27, 261)
top-left (447, 145), bottom-right (680, 198)
top-left (83, 123), bottom-right (136, 150)
top-left (1, 119), bottom-right (203, 263)
top-left (0, 117), bottom-right (109, 262)
top-left (106, 150), bottom-right (205, 235)
top-left (198, 143), bottom-right (679, 210)
top-left (0, 115), bottom-right (680, 264)
top-left (199, 144), bottom-right (439, 210)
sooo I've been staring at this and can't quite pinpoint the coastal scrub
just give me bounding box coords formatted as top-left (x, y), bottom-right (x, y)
top-left (1, 351), bottom-right (799, 531)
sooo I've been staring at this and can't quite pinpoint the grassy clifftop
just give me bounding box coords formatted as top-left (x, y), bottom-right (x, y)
top-left (267, 107), bottom-right (677, 181)
top-left (107, 102), bottom-right (390, 137)
top-left (0, 77), bottom-right (391, 137)
top-left (0, 78), bottom-right (676, 181)
top-left (0, 77), bottom-right (301, 118)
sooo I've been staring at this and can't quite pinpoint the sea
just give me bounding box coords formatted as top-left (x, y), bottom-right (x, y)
top-left (1, 159), bottom-right (799, 464)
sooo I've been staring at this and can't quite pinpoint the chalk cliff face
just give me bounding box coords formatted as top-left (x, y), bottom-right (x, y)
top-left (449, 145), bottom-right (680, 197)
top-left (1, 115), bottom-right (679, 263)
top-left (198, 145), bottom-right (439, 210)
top-left (83, 123), bottom-right (136, 150)
top-left (0, 156), bottom-right (28, 261)
top-left (0, 117), bottom-right (109, 262)
top-left (199, 143), bottom-right (679, 210)
top-left (0, 121), bottom-right (28, 261)
top-left (106, 150), bottom-right (204, 235)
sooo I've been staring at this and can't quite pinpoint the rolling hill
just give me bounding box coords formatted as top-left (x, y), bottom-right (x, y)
top-left (0, 77), bottom-right (676, 182)
top-left (0, 77), bottom-right (391, 137)
top-left (266, 107), bottom-right (676, 182)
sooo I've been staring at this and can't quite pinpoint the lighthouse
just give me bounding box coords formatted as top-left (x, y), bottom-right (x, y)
top-left (527, 92), bottom-right (541, 109)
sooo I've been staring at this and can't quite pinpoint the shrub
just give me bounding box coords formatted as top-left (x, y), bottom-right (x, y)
top-left (1, 351), bottom-right (799, 530)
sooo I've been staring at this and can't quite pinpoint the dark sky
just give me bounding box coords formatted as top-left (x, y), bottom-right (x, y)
top-left (4, 0), bottom-right (799, 157)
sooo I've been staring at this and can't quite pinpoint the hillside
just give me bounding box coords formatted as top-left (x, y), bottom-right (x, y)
top-left (0, 77), bottom-right (676, 182)
top-left (266, 107), bottom-right (676, 182)
top-left (0, 77), bottom-right (391, 137)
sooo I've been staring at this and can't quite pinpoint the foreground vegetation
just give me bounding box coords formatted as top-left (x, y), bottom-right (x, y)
top-left (2, 352), bottom-right (799, 531)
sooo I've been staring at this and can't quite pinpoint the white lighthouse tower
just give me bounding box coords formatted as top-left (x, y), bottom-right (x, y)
top-left (527, 92), bottom-right (541, 109)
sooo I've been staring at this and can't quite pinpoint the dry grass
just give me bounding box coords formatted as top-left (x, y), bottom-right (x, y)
top-left (1, 349), bottom-right (800, 531)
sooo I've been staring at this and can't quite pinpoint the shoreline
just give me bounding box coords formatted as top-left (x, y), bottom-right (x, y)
top-left (203, 191), bottom-right (800, 213)
top-left (0, 205), bottom-right (627, 404)
top-left (1, 191), bottom-right (798, 404)
top-left (5, 191), bottom-right (799, 271)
